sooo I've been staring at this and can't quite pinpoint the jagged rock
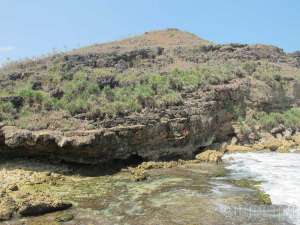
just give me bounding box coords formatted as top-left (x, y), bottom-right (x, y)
top-left (283, 129), bottom-right (293, 140)
top-left (230, 137), bottom-right (238, 145)
top-left (7, 184), bottom-right (18, 192)
top-left (259, 134), bottom-right (296, 152)
top-left (128, 167), bottom-right (147, 182)
top-left (18, 194), bottom-right (72, 217)
top-left (0, 96), bottom-right (24, 109)
top-left (277, 140), bottom-right (295, 152)
top-left (292, 133), bottom-right (300, 145)
top-left (0, 196), bottom-right (16, 221)
top-left (271, 124), bottom-right (285, 135)
top-left (260, 138), bottom-right (282, 151)
top-left (195, 150), bottom-right (223, 163)
top-left (31, 81), bottom-right (42, 90)
top-left (1, 29), bottom-right (300, 164)
top-left (232, 123), bottom-right (248, 143)
top-left (50, 88), bottom-right (64, 99)
top-left (8, 72), bottom-right (23, 80)
top-left (226, 144), bottom-right (253, 152)
top-left (96, 75), bottom-right (119, 89)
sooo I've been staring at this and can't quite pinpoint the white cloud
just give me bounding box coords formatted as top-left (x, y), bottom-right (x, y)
top-left (0, 46), bottom-right (15, 53)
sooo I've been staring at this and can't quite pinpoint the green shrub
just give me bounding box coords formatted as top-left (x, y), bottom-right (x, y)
top-left (0, 102), bottom-right (16, 121)
top-left (63, 98), bottom-right (89, 115)
top-left (242, 62), bottom-right (257, 75)
top-left (252, 108), bottom-right (300, 130)
top-left (253, 62), bottom-right (282, 84)
top-left (157, 91), bottom-right (183, 107)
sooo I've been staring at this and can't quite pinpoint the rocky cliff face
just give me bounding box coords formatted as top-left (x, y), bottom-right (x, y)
top-left (0, 79), bottom-right (245, 163)
top-left (1, 29), bottom-right (300, 164)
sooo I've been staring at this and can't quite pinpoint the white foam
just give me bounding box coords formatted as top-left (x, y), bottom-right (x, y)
top-left (223, 152), bottom-right (300, 224)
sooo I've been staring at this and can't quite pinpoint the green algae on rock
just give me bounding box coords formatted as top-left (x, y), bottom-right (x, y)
top-left (229, 179), bottom-right (272, 205)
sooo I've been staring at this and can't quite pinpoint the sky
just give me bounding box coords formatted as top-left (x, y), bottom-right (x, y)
top-left (1, 0), bottom-right (300, 65)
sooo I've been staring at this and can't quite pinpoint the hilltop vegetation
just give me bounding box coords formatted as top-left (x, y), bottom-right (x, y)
top-left (1, 29), bottom-right (300, 132)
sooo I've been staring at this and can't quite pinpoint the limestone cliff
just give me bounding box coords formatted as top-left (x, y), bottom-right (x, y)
top-left (1, 29), bottom-right (300, 164)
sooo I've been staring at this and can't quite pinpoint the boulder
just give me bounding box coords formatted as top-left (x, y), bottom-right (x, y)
top-left (260, 134), bottom-right (295, 152)
top-left (230, 137), bottom-right (238, 145)
top-left (7, 184), bottom-right (18, 192)
top-left (50, 88), bottom-right (64, 99)
top-left (31, 81), bottom-right (42, 90)
top-left (276, 139), bottom-right (296, 152)
top-left (128, 167), bottom-right (147, 182)
top-left (292, 133), bottom-right (300, 145)
top-left (195, 150), bottom-right (223, 163)
top-left (283, 129), bottom-right (293, 140)
top-left (270, 124), bottom-right (285, 135)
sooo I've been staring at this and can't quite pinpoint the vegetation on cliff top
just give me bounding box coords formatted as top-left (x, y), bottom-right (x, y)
top-left (1, 29), bottom-right (300, 131)
top-left (0, 61), bottom-right (252, 127)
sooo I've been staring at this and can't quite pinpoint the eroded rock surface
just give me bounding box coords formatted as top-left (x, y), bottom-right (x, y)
top-left (1, 29), bottom-right (300, 164)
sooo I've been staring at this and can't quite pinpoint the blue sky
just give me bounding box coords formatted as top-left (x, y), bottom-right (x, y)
top-left (1, 0), bottom-right (300, 65)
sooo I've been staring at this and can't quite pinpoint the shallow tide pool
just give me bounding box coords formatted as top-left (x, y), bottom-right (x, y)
top-left (223, 152), bottom-right (300, 225)
top-left (2, 155), bottom-right (296, 225)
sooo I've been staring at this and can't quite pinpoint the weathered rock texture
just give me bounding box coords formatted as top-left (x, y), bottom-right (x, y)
top-left (1, 29), bottom-right (300, 164)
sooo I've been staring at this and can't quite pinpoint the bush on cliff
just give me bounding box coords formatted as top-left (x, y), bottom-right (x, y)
top-left (256, 108), bottom-right (300, 130)
top-left (1, 58), bottom-right (299, 131)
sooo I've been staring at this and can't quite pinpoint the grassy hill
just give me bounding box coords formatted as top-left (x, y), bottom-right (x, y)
top-left (1, 28), bottom-right (300, 133)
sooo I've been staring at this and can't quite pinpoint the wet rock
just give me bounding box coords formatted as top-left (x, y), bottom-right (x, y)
top-left (55, 213), bottom-right (74, 222)
top-left (18, 194), bottom-right (72, 217)
top-left (276, 139), bottom-right (295, 152)
top-left (226, 144), bottom-right (253, 152)
top-left (128, 160), bottom-right (187, 181)
top-left (260, 134), bottom-right (295, 152)
top-left (136, 161), bottom-right (183, 170)
top-left (129, 167), bottom-right (147, 182)
top-left (0, 196), bottom-right (16, 221)
top-left (7, 184), bottom-right (18, 192)
top-left (195, 150), bottom-right (223, 163)
top-left (229, 179), bottom-right (272, 205)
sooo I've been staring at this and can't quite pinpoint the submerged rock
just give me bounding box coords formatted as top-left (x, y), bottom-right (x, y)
top-left (229, 179), bottom-right (272, 205)
top-left (18, 193), bottom-right (72, 217)
top-left (128, 160), bottom-right (193, 181)
top-left (55, 213), bottom-right (74, 222)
